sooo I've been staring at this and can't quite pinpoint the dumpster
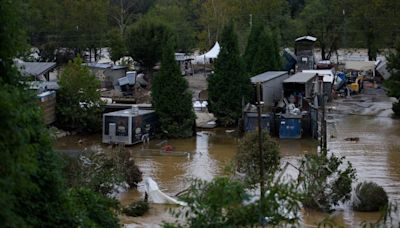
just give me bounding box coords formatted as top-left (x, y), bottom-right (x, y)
top-left (244, 112), bottom-right (271, 133)
top-left (279, 114), bottom-right (302, 139)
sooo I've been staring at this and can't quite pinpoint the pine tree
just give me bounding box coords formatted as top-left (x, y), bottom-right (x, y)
top-left (151, 40), bottom-right (195, 137)
top-left (245, 26), bottom-right (282, 76)
top-left (208, 22), bottom-right (252, 126)
top-left (243, 21), bottom-right (264, 74)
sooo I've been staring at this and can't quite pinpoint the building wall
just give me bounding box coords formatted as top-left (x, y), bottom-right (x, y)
top-left (261, 73), bottom-right (289, 108)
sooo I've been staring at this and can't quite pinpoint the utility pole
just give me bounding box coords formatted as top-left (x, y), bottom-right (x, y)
top-left (318, 74), bottom-right (327, 153)
top-left (256, 82), bottom-right (265, 226)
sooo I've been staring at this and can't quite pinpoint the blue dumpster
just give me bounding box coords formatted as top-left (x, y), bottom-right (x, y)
top-left (279, 114), bottom-right (302, 139)
top-left (244, 112), bottom-right (271, 133)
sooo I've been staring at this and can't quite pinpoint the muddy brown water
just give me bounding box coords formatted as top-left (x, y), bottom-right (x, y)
top-left (55, 95), bottom-right (400, 227)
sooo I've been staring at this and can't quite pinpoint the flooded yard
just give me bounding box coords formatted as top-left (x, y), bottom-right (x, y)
top-left (55, 92), bottom-right (400, 227)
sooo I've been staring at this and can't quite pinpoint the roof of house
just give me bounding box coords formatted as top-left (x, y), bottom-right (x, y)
top-left (284, 72), bottom-right (316, 83)
top-left (295, 36), bottom-right (317, 42)
top-left (250, 71), bottom-right (288, 83)
top-left (17, 61), bottom-right (57, 76)
top-left (85, 63), bottom-right (127, 70)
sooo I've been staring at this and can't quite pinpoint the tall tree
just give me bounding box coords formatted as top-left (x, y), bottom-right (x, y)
top-left (144, 3), bottom-right (196, 52)
top-left (56, 57), bottom-right (103, 133)
top-left (244, 22), bottom-right (282, 76)
top-left (126, 18), bottom-right (172, 71)
top-left (208, 22), bottom-right (252, 126)
top-left (151, 40), bottom-right (195, 137)
top-left (300, 0), bottom-right (345, 60)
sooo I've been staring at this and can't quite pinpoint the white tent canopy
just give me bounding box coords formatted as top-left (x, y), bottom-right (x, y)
top-left (194, 42), bottom-right (220, 64)
top-left (144, 177), bottom-right (187, 206)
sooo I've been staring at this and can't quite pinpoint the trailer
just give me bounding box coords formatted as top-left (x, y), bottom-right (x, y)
top-left (102, 107), bottom-right (158, 145)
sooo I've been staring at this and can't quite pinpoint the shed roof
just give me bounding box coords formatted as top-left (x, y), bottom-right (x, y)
top-left (85, 63), bottom-right (127, 70)
top-left (104, 108), bottom-right (154, 117)
top-left (251, 71), bottom-right (288, 83)
top-left (284, 72), bottom-right (316, 84)
top-left (295, 36), bottom-right (317, 42)
top-left (17, 61), bottom-right (56, 76)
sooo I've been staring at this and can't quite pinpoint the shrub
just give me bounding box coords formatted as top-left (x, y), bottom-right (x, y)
top-left (298, 152), bottom-right (357, 212)
top-left (122, 200), bottom-right (149, 217)
top-left (353, 181), bottom-right (388, 212)
top-left (236, 131), bottom-right (280, 185)
top-left (393, 102), bottom-right (400, 118)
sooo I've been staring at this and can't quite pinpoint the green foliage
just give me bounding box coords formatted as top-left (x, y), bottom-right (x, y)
top-left (207, 22), bottom-right (252, 126)
top-left (244, 21), bottom-right (282, 76)
top-left (123, 200), bottom-right (149, 217)
top-left (298, 152), bottom-right (357, 212)
top-left (62, 148), bottom-right (142, 195)
top-left (300, 0), bottom-right (344, 60)
top-left (108, 31), bottom-right (127, 62)
top-left (126, 18), bottom-right (173, 71)
top-left (56, 56), bottom-right (103, 133)
top-left (353, 181), bottom-right (388, 212)
top-left (167, 177), bottom-right (302, 227)
top-left (145, 3), bottom-right (196, 52)
top-left (393, 102), bottom-right (400, 118)
top-left (385, 40), bottom-right (400, 98)
top-left (69, 188), bottom-right (120, 227)
top-left (151, 40), bottom-right (195, 138)
top-left (236, 131), bottom-right (280, 185)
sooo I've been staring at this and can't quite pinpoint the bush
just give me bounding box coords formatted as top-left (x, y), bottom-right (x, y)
top-left (122, 200), bottom-right (149, 217)
top-left (393, 102), bottom-right (400, 118)
top-left (298, 152), bottom-right (357, 212)
top-left (69, 188), bottom-right (120, 227)
top-left (236, 131), bottom-right (280, 185)
top-left (353, 181), bottom-right (388, 212)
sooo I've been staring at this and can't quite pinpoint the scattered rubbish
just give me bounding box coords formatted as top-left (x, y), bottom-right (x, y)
top-left (344, 137), bottom-right (360, 142)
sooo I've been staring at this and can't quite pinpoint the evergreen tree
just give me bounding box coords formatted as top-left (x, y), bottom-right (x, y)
top-left (243, 21), bottom-right (264, 73)
top-left (244, 23), bottom-right (282, 76)
top-left (208, 22), bottom-right (252, 126)
top-left (151, 40), bottom-right (195, 137)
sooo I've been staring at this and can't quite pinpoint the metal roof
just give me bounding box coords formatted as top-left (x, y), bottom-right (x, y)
top-left (283, 72), bottom-right (316, 83)
top-left (84, 63), bottom-right (127, 70)
top-left (17, 62), bottom-right (56, 76)
top-left (104, 108), bottom-right (154, 117)
top-left (250, 71), bottom-right (288, 83)
top-left (295, 36), bottom-right (317, 42)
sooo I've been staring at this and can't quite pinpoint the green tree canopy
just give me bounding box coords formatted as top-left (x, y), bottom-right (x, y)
top-left (56, 57), bottom-right (103, 132)
top-left (208, 22), bottom-right (252, 126)
top-left (151, 40), bottom-right (195, 137)
top-left (126, 18), bottom-right (173, 71)
top-left (236, 131), bottom-right (280, 185)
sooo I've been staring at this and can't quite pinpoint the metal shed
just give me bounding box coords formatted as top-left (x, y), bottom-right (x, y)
top-left (16, 61), bottom-right (57, 81)
top-left (85, 63), bottom-right (128, 89)
top-left (283, 72), bottom-right (316, 98)
top-left (250, 71), bottom-right (289, 109)
top-left (295, 36), bottom-right (317, 71)
top-left (102, 107), bottom-right (158, 145)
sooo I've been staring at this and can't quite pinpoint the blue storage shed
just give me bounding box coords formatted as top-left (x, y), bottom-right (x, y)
top-left (279, 114), bottom-right (302, 139)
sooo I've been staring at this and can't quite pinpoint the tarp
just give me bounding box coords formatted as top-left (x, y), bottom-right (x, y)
top-left (344, 61), bottom-right (375, 71)
top-left (194, 42), bottom-right (220, 64)
top-left (144, 177), bottom-right (187, 206)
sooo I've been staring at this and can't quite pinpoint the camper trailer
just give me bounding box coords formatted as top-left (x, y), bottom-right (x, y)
top-left (102, 107), bottom-right (158, 145)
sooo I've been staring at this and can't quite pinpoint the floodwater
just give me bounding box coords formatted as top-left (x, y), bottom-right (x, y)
top-left (55, 91), bottom-right (400, 227)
